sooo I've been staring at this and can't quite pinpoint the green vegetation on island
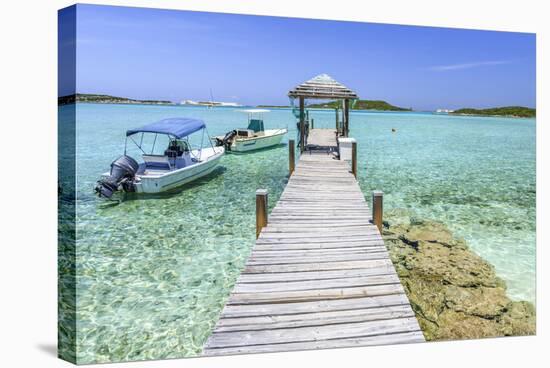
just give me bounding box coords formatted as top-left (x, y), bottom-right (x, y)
top-left (307, 99), bottom-right (411, 111)
top-left (58, 93), bottom-right (174, 106)
top-left (452, 106), bottom-right (535, 118)
top-left (258, 100), bottom-right (411, 111)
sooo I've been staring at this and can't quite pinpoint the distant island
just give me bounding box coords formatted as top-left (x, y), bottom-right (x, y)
top-left (308, 100), bottom-right (411, 111)
top-left (258, 100), bottom-right (411, 111)
top-left (58, 93), bottom-right (174, 106)
top-left (451, 106), bottom-right (535, 118)
top-left (59, 95), bottom-right (534, 118)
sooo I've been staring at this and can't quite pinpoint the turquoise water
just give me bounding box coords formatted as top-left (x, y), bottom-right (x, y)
top-left (353, 111), bottom-right (535, 303)
top-left (62, 103), bottom-right (535, 363)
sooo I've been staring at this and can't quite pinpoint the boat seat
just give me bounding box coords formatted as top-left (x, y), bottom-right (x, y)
top-left (142, 154), bottom-right (171, 170)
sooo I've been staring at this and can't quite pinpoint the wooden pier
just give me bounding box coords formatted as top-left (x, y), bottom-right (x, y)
top-left (305, 128), bottom-right (338, 152)
top-left (203, 137), bottom-right (424, 356)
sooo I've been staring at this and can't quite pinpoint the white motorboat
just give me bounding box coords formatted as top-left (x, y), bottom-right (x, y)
top-left (95, 117), bottom-right (224, 198)
top-left (214, 109), bottom-right (287, 153)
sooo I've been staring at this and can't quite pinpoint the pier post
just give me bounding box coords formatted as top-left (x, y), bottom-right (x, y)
top-left (289, 139), bottom-right (295, 175)
top-left (372, 190), bottom-right (383, 232)
top-left (351, 141), bottom-right (357, 178)
top-left (256, 189), bottom-right (268, 239)
top-left (311, 118), bottom-right (314, 129)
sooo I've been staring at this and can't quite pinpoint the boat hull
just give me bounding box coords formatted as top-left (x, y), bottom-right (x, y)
top-left (135, 147), bottom-right (224, 193)
top-left (231, 129), bottom-right (287, 152)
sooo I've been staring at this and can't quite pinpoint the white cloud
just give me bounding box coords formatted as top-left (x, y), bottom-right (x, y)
top-left (428, 60), bottom-right (512, 71)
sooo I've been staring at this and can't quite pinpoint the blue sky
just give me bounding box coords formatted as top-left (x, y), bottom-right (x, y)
top-left (59, 4), bottom-right (536, 110)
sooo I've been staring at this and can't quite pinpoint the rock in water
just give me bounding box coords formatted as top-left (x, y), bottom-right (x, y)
top-left (383, 209), bottom-right (535, 341)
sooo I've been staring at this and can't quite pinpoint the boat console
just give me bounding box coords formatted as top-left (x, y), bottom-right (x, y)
top-left (236, 129), bottom-right (255, 138)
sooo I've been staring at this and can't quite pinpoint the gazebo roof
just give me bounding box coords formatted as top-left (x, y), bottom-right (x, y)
top-left (288, 74), bottom-right (359, 99)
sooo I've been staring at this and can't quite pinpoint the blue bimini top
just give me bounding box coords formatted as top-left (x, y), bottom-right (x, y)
top-left (126, 118), bottom-right (206, 139)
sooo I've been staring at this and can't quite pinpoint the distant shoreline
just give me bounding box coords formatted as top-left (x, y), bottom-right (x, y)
top-left (58, 93), bottom-right (175, 106)
top-left (259, 99), bottom-right (411, 112)
top-left (450, 106), bottom-right (535, 118)
top-left (59, 94), bottom-right (536, 119)
top-left (59, 103), bottom-right (536, 119)
top-left (450, 112), bottom-right (535, 119)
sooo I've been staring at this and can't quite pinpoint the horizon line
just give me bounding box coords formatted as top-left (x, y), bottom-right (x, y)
top-left (58, 92), bottom-right (536, 111)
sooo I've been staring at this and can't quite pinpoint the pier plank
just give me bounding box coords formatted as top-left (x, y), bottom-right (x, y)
top-left (206, 317), bottom-right (421, 348)
top-left (202, 153), bottom-right (424, 355)
top-left (214, 305), bottom-right (415, 332)
top-left (204, 331), bottom-right (425, 356)
top-left (233, 274), bottom-right (400, 293)
top-left (253, 241), bottom-right (386, 251)
top-left (247, 246), bottom-right (388, 257)
top-left (226, 284), bottom-right (405, 304)
top-left (245, 252), bottom-right (390, 265)
top-left (219, 294), bottom-right (412, 318)
top-left (243, 259), bottom-right (392, 273)
top-left (237, 265), bottom-right (396, 283)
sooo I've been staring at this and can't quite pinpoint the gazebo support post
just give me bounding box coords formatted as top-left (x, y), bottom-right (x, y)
top-left (335, 108), bottom-right (339, 135)
top-left (299, 96), bottom-right (305, 152)
top-left (344, 98), bottom-right (350, 137)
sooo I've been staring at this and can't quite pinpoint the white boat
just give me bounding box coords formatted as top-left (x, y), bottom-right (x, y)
top-left (181, 99), bottom-right (242, 107)
top-left (95, 118), bottom-right (224, 198)
top-left (214, 109), bottom-right (287, 153)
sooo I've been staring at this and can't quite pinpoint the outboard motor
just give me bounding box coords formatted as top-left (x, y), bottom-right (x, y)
top-left (94, 155), bottom-right (139, 199)
top-left (215, 130), bottom-right (237, 151)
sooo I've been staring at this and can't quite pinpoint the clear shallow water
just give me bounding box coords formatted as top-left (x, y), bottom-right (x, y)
top-left (351, 111), bottom-right (535, 303)
top-left (63, 104), bottom-right (535, 363)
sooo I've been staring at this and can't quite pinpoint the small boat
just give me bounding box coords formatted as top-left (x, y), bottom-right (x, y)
top-left (214, 109), bottom-right (287, 152)
top-left (95, 118), bottom-right (224, 199)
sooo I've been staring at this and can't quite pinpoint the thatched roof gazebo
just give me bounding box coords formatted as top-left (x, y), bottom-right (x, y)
top-left (288, 73), bottom-right (358, 100)
top-left (288, 74), bottom-right (358, 151)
